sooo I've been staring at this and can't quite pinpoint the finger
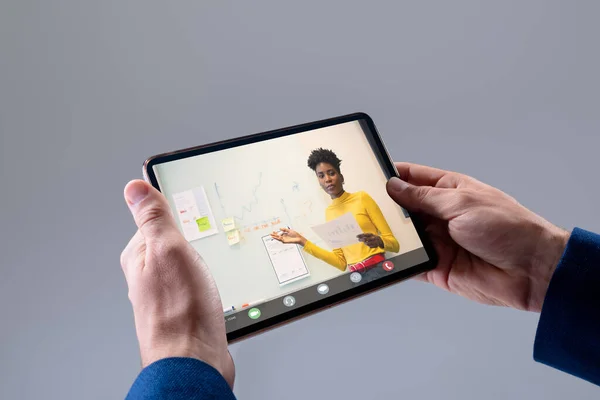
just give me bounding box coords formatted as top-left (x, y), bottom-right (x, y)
top-left (121, 229), bottom-right (144, 261)
top-left (394, 162), bottom-right (462, 189)
top-left (270, 234), bottom-right (283, 242)
top-left (386, 177), bottom-right (462, 220)
top-left (412, 272), bottom-right (430, 283)
top-left (418, 221), bottom-right (455, 291)
top-left (124, 180), bottom-right (179, 242)
top-left (120, 229), bottom-right (145, 280)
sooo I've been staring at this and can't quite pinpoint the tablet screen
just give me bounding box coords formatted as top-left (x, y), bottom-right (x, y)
top-left (147, 114), bottom-right (433, 340)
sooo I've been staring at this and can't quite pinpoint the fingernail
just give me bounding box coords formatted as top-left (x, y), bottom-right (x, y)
top-left (125, 181), bottom-right (149, 205)
top-left (388, 177), bottom-right (408, 191)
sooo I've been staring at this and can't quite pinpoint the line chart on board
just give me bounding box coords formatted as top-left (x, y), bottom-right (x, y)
top-left (213, 174), bottom-right (320, 233)
top-left (214, 172), bottom-right (264, 221)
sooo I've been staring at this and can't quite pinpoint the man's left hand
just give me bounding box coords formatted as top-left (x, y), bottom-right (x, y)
top-left (120, 180), bottom-right (235, 388)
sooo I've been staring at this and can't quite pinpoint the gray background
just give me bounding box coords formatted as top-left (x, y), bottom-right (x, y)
top-left (1, 1), bottom-right (599, 399)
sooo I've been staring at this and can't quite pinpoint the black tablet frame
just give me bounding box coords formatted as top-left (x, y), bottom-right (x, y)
top-left (143, 112), bottom-right (438, 343)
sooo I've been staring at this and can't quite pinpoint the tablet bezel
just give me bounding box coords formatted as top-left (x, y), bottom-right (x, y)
top-left (143, 112), bottom-right (438, 343)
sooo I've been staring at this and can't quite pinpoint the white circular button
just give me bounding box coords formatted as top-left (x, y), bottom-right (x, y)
top-left (317, 284), bottom-right (329, 295)
top-left (283, 295), bottom-right (296, 307)
top-left (350, 272), bottom-right (362, 283)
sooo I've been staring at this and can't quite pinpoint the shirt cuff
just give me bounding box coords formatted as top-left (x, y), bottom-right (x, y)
top-left (126, 357), bottom-right (236, 399)
top-left (534, 227), bottom-right (600, 385)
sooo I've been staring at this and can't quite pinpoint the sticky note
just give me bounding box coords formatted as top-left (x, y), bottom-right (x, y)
top-left (222, 217), bottom-right (235, 232)
top-left (196, 216), bottom-right (212, 232)
top-left (227, 229), bottom-right (240, 246)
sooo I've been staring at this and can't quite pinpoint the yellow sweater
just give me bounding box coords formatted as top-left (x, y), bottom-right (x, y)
top-left (303, 191), bottom-right (400, 271)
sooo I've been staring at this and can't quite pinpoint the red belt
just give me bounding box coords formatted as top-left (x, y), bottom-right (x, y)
top-left (348, 254), bottom-right (385, 272)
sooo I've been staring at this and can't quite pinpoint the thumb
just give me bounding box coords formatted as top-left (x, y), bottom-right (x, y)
top-left (386, 177), bottom-right (457, 220)
top-left (124, 180), bottom-right (179, 240)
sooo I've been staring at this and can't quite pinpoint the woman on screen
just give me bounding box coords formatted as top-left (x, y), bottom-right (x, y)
top-left (271, 148), bottom-right (399, 273)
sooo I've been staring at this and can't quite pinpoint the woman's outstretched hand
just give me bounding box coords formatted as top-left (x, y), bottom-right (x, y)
top-left (386, 162), bottom-right (569, 312)
top-left (271, 227), bottom-right (308, 246)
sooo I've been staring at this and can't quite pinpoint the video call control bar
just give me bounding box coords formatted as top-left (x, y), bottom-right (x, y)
top-left (225, 247), bottom-right (429, 333)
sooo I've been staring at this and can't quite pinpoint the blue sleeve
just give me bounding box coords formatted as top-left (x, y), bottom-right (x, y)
top-left (126, 357), bottom-right (237, 400)
top-left (534, 227), bottom-right (600, 385)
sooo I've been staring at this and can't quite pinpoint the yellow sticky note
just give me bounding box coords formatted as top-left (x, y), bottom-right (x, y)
top-left (196, 217), bottom-right (212, 232)
top-left (222, 217), bottom-right (235, 232)
top-left (227, 229), bottom-right (240, 246)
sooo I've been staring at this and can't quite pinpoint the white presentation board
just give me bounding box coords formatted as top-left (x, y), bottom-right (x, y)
top-left (262, 235), bottom-right (310, 285)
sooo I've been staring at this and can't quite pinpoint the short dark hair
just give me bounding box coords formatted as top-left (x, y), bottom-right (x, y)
top-left (307, 148), bottom-right (342, 173)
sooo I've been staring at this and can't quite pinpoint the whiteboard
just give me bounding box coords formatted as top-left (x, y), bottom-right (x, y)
top-left (261, 235), bottom-right (311, 285)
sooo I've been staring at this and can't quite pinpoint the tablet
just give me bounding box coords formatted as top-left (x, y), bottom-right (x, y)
top-left (143, 112), bottom-right (437, 343)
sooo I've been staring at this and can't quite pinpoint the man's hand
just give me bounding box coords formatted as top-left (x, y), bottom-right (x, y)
top-left (387, 163), bottom-right (569, 312)
top-left (120, 180), bottom-right (235, 387)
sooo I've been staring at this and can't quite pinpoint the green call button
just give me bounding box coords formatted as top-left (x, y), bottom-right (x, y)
top-left (248, 308), bottom-right (261, 320)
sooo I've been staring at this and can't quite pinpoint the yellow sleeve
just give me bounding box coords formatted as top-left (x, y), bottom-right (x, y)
top-left (303, 241), bottom-right (347, 271)
top-left (362, 192), bottom-right (400, 253)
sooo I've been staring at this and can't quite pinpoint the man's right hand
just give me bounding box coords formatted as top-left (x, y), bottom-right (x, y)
top-left (387, 162), bottom-right (570, 312)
